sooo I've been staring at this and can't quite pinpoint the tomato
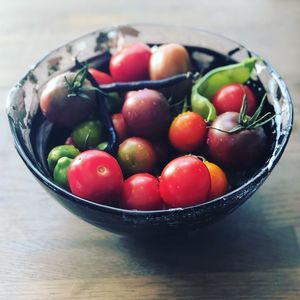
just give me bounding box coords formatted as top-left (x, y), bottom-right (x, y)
top-left (71, 120), bottom-right (103, 150)
top-left (68, 150), bottom-right (123, 204)
top-left (88, 68), bottom-right (114, 84)
top-left (160, 156), bottom-right (211, 208)
top-left (117, 137), bottom-right (157, 175)
top-left (212, 83), bottom-right (256, 116)
top-left (203, 160), bottom-right (228, 200)
top-left (40, 72), bottom-right (96, 126)
top-left (149, 43), bottom-right (192, 101)
top-left (169, 111), bottom-right (207, 152)
top-left (122, 89), bottom-right (171, 139)
top-left (109, 43), bottom-right (152, 82)
top-left (121, 173), bottom-right (163, 210)
top-left (149, 43), bottom-right (191, 80)
top-left (112, 113), bottom-right (129, 143)
top-left (207, 112), bottom-right (268, 169)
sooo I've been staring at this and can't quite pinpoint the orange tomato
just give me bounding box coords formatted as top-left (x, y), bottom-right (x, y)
top-left (204, 161), bottom-right (228, 200)
top-left (169, 111), bottom-right (207, 152)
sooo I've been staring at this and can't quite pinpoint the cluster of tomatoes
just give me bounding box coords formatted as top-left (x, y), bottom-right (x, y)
top-left (43, 42), bottom-right (264, 211)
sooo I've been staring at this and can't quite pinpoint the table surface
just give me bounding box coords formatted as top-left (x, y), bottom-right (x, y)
top-left (1, 1), bottom-right (300, 299)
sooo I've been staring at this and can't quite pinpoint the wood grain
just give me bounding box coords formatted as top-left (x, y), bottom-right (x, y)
top-left (1, 0), bottom-right (300, 299)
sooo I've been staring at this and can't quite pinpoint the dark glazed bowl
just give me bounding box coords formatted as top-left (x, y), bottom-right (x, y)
top-left (6, 24), bottom-right (293, 236)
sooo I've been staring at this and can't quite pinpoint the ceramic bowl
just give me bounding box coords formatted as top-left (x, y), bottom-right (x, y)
top-left (6, 24), bottom-right (293, 236)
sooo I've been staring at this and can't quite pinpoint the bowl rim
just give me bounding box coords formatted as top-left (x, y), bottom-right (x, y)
top-left (6, 23), bottom-right (294, 216)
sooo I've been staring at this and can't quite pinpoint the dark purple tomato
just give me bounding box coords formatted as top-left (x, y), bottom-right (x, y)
top-left (207, 112), bottom-right (268, 169)
top-left (122, 89), bottom-right (171, 139)
top-left (40, 72), bottom-right (96, 127)
top-left (117, 137), bottom-right (157, 175)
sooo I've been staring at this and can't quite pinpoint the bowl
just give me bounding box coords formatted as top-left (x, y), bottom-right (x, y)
top-left (6, 24), bottom-right (293, 236)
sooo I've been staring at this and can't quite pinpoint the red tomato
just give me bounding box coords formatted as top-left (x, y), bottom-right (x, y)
top-left (203, 161), bottom-right (228, 200)
top-left (169, 112), bottom-right (207, 152)
top-left (68, 150), bottom-right (123, 204)
top-left (160, 156), bottom-right (211, 208)
top-left (109, 43), bottom-right (152, 82)
top-left (112, 113), bottom-right (128, 143)
top-left (212, 83), bottom-right (256, 116)
top-left (121, 173), bottom-right (163, 210)
top-left (88, 68), bottom-right (114, 84)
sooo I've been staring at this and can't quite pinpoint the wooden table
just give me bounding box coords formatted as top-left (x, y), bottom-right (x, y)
top-left (1, 1), bottom-right (300, 299)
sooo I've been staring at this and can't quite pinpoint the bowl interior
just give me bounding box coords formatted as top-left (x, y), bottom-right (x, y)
top-left (6, 24), bottom-right (293, 235)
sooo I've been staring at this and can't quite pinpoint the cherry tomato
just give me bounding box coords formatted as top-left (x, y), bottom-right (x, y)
top-left (207, 112), bottom-right (267, 169)
top-left (68, 150), bottom-right (123, 204)
top-left (169, 111), bottom-right (207, 152)
top-left (122, 89), bottom-right (171, 139)
top-left (203, 160), bottom-right (228, 200)
top-left (149, 43), bottom-right (192, 101)
top-left (109, 43), bottom-right (152, 82)
top-left (212, 83), bottom-right (256, 116)
top-left (160, 156), bottom-right (211, 208)
top-left (121, 173), bottom-right (163, 210)
top-left (40, 72), bottom-right (96, 126)
top-left (149, 43), bottom-right (191, 80)
top-left (117, 137), bottom-right (157, 175)
top-left (88, 68), bottom-right (114, 84)
top-left (112, 113), bottom-right (129, 143)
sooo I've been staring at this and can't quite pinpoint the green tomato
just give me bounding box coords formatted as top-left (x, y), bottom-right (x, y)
top-left (71, 120), bottom-right (103, 150)
top-left (117, 137), bottom-right (157, 175)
